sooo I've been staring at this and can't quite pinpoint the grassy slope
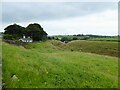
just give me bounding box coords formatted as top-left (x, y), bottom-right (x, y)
top-left (88, 37), bottom-right (119, 42)
top-left (0, 38), bottom-right (2, 89)
top-left (61, 40), bottom-right (118, 57)
top-left (2, 41), bottom-right (118, 88)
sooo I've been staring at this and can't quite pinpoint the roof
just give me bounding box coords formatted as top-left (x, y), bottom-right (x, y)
top-left (20, 38), bottom-right (32, 40)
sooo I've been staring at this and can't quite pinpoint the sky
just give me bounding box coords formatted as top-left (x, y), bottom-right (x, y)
top-left (1, 1), bottom-right (118, 36)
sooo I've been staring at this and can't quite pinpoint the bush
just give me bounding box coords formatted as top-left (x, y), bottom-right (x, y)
top-left (3, 34), bottom-right (13, 40)
top-left (61, 37), bottom-right (69, 42)
top-left (48, 37), bottom-right (52, 40)
top-left (55, 38), bottom-right (59, 40)
top-left (73, 37), bottom-right (78, 40)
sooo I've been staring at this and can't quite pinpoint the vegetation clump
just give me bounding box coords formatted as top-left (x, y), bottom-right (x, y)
top-left (3, 23), bottom-right (48, 42)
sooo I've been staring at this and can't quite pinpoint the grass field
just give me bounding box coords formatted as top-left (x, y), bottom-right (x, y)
top-left (2, 40), bottom-right (118, 88)
top-left (0, 37), bottom-right (2, 89)
top-left (62, 40), bottom-right (118, 57)
top-left (88, 37), bottom-right (119, 42)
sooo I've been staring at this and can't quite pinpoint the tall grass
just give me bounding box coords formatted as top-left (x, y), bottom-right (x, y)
top-left (88, 37), bottom-right (119, 42)
top-left (63, 40), bottom-right (118, 57)
top-left (2, 41), bottom-right (118, 88)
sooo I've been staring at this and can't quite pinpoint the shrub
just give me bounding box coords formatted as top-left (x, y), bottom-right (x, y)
top-left (3, 34), bottom-right (13, 40)
top-left (73, 37), bottom-right (78, 40)
top-left (55, 38), bottom-right (59, 40)
top-left (61, 37), bottom-right (69, 42)
top-left (48, 37), bottom-right (52, 40)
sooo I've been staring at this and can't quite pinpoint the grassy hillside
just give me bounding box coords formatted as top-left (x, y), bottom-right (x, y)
top-left (0, 37), bottom-right (2, 90)
top-left (88, 37), bottom-right (119, 42)
top-left (2, 41), bottom-right (118, 88)
top-left (62, 40), bottom-right (118, 57)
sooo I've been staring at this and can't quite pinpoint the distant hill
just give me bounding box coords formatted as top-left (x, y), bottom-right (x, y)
top-left (48, 34), bottom-right (119, 42)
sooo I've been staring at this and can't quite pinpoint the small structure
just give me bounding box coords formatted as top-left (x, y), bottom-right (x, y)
top-left (19, 35), bottom-right (33, 42)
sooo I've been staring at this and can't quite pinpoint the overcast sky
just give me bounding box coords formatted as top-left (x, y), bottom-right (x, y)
top-left (1, 2), bottom-right (118, 36)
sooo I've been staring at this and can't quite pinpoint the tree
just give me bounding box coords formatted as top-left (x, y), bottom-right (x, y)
top-left (47, 36), bottom-right (52, 40)
top-left (61, 37), bottom-right (69, 42)
top-left (26, 23), bottom-right (48, 41)
top-left (3, 34), bottom-right (13, 40)
top-left (4, 24), bottom-right (25, 40)
top-left (77, 34), bottom-right (84, 36)
top-left (52, 37), bottom-right (55, 40)
top-left (55, 37), bottom-right (59, 40)
top-left (3, 23), bottom-right (48, 41)
top-left (73, 37), bottom-right (78, 40)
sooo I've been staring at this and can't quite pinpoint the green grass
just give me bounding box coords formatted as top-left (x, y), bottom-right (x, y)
top-left (62, 40), bottom-right (118, 57)
top-left (88, 37), bottom-right (119, 42)
top-left (0, 37), bottom-right (2, 89)
top-left (2, 40), bottom-right (118, 88)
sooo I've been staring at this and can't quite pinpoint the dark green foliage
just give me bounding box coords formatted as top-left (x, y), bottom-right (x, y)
top-left (4, 24), bottom-right (25, 36)
top-left (25, 23), bottom-right (47, 41)
top-left (48, 37), bottom-right (52, 40)
top-left (3, 23), bottom-right (48, 41)
top-left (77, 34), bottom-right (84, 36)
top-left (55, 37), bottom-right (59, 40)
top-left (51, 35), bottom-right (119, 42)
top-left (61, 37), bottom-right (68, 42)
top-left (3, 34), bottom-right (13, 40)
top-left (48, 36), bottom-right (59, 41)
top-left (52, 37), bottom-right (55, 40)
top-left (4, 24), bottom-right (25, 39)
top-left (80, 36), bottom-right (89, 40)
top-left (52, 35), bottom-right (90, 42)
top-left (73, 37), bottom-right (78, 40)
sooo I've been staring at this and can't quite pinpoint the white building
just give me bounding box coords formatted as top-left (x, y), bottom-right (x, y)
top-left (19, 35), bottom-right (33, 42)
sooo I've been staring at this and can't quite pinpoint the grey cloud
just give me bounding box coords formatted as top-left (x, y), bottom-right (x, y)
top-left (2, 2), bottom-right (117, 23)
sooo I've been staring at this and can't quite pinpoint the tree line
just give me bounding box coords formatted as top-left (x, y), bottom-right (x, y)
top-left (3, 23), bottom-right (48, 41)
